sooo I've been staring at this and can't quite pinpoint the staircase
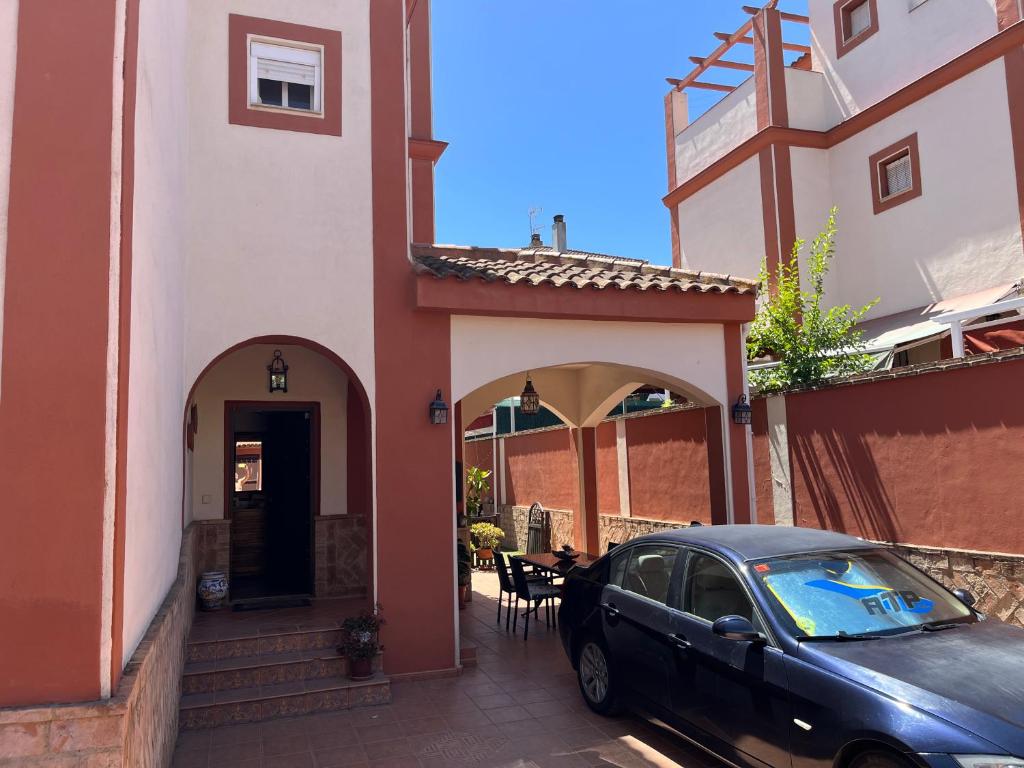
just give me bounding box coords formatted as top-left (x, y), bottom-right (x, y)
top-left (179, 605), bottom-right (390, 729)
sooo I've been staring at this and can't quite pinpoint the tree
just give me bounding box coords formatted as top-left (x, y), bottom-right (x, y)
top-left (747, 208), bottom-right (878, 393)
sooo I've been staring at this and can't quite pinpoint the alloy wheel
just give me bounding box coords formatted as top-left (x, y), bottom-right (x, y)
top-left (579, 642), bottom-right (609, 704)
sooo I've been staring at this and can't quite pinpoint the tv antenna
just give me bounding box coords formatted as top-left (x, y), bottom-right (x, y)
top-left (528, 206), bottom-right (543, 238)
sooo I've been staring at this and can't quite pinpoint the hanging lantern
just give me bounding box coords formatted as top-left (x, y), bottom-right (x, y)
top-left (731, 394), bottom-right (752, 425)
top-left (267, 350), bottom-right (288, 393)
top-left (519, 374), bottom-right (541, 416)
top-left (429, 389), bottom-right (449, 424)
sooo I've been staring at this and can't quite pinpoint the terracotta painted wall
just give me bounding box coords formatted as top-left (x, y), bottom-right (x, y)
top-left (503, 428), bottom-right (579, 512)
top-left (751, 397), bottom-right (774, 522)
top-left (787, 357), bottom-right (1024, 554)
top-left (596, 421), bottom-right (619, 516)
top-left (625, 409), bottom-right (713, 523)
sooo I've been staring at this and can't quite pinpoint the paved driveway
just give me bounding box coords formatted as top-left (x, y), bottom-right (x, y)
top-left (172, 571), bottom-right (718, 767)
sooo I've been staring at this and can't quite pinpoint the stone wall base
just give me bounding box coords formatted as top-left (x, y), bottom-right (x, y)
top-left (314, 515), bottom-right (369, 598)
top-left (598, 515), bottom-right (689, 556)
top-left (890, 543), bottom-right (1024, 626)
top-left (0, 525), bottom-right (199, 767)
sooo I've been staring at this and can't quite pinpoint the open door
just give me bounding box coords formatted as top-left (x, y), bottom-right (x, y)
top-left (227, 402), bottom-right (318, 602)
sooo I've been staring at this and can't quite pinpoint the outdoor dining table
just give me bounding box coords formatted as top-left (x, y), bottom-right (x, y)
top-left (514, 551), bottom-right (600, 579)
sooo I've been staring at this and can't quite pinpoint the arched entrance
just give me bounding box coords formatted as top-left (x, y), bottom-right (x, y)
top-left (182, 336), bottom-right (373, 604)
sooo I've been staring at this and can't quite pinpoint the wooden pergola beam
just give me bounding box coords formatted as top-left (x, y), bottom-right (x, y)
top-left (674, 19), bottom-right (755, 91)
top-left (689, 56), bottom-right (756, 72)
top-left (741, 6), bottom-right (810, 23)
top-left (686, 82), bottom-right (737, 93)
top-left (713, 32), bottom-right (811, 54)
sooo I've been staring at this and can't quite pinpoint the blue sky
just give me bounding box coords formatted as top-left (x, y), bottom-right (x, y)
top-left (432, 1), bottom-right (808, 266)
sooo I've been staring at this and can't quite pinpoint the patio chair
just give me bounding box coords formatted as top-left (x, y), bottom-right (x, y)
top-left (494, 551), bottom-right (546, 631)
top-left (508, 556), bottom-right (560, 641)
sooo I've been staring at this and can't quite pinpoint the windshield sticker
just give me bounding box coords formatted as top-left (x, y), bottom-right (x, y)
top-left (804, 580), bottom-right (934, 616)
top-left (754, 564), bottom-right (771, 573)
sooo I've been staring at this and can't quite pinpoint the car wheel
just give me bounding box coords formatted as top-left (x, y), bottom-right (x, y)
top-left (849, 750), bottom-right (912, 768)
top-left (577, 638), bottom-right (620, 715)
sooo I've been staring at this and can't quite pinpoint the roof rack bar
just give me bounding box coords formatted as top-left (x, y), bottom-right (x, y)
top-left (741, 6), bottom-right (809, 23)
top-left (688, 56), bottom-right (756, 72)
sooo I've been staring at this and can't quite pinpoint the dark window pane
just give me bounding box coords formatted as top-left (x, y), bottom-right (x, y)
top-left (258, 78), bottom-right (283, 106)
top-left (684, 553), bottom-right (753, 622)
top-left (288, 82), bottom-right (312, 110)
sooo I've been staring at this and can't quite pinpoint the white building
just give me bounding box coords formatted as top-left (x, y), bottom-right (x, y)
top-left (664, 0), bottom-right (1024, 363)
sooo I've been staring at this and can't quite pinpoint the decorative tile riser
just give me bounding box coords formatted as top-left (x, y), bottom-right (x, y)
top-left (183, 656), bottom-right (347, 694)
top-left (186, 629), bottom-right (341, 663)
top-left (179, 681), bottom-right (391, 729)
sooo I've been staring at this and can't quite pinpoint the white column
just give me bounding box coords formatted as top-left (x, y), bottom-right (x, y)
top-left (615, 419), bottom-right (631, 517)
top-left (767, 394), bottom-right (794, 526)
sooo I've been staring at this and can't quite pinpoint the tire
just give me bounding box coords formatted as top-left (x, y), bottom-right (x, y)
top-left (576, 638), bottom-right (621, 716)
top-left (848, 749), bottom-right (912, 768)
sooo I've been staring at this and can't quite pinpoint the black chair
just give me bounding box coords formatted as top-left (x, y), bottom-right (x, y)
top-left (607, 541), bottom-right (619, 553)
top-left (494, 551), bottom-right (545, 631)
top-left (508, 557), bottom-right (560, 640)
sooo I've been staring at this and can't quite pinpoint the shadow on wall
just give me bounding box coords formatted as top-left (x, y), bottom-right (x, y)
top-left (790, 429), bottom-right (899, 543)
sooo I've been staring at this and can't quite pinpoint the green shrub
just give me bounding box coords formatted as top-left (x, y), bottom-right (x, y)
top-left (470, 521), bottom-right (504, 551)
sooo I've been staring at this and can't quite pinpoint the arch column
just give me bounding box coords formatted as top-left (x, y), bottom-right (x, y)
top-left (573, 427), bottom-right (600, 553)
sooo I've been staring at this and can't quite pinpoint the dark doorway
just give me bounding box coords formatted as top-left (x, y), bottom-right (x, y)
top-left (226, 402), bottom-right (318, 602)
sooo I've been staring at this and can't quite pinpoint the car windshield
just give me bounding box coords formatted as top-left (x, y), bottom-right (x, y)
top-left (750, 549), bottom-right (974, 638)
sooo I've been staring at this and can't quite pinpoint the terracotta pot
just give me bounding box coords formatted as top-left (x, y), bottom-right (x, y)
top-left (477, 548), bottom-right (493, 562)
top-left (349, 656), bottom-right (373, 680)
top-left (197, 571), bottom-right (227, 611)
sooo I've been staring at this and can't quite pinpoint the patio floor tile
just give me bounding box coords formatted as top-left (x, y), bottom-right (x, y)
top-left (171, 571), bottom-right (726, 767)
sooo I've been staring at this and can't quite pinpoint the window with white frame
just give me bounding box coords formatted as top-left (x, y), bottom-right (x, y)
top-left (248, 38), bottom-right (323, 114)
top-left (843, 0), bottom-right (872, 41)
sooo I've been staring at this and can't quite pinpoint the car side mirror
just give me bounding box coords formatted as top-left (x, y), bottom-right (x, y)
top-left (952, 588), bottom-right (976, 608)
top-left (712, 615), bottom-right (765, 643)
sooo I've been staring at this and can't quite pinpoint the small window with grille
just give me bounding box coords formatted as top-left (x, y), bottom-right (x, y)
top-left (880, 151), bottom-right (913, 200)
top-left (869, 134), bottom-right (922, 214)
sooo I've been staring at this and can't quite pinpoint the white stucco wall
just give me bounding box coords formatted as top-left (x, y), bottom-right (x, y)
top-left (789, 146), bottom-right (844, 299)
top-left (450, 316), bottom-right (730, 412)
top-left (785, 68), bottom-right (844, 132)
top-left (0, 0), bottom-right (19, 401)
top-left (677, 155), bottom-right (765, 279)
top-left (184, 0), bottom-right (376, 403)
top-left (190, 344), bottom-right (349, 521)
top-left (675, 77), bottom-right (758, 181)
top-left (824, 60), bottom-right (1023, 315)
top-left (121, 0), bottom-right (188, 666)
top-left (809, 0), bottom-right (998, 117)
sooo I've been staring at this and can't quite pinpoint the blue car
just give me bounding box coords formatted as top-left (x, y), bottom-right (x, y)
top-left (558, 525), bottom-right (1024, 768)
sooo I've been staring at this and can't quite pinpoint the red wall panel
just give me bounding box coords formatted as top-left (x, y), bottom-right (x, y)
top-left (503, 428), bottom-right (579, 511)
top-left (787, 358), bottom-right (1024, 553)
top-left (751, 397), bottom-right (775, 522)
top-left (596, 421), bottom-right (620, 516)
top-left (625, 409), bottom-right (712, 523)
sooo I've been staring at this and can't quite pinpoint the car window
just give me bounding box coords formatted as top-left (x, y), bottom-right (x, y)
top-left (683, 552), bottom-right (755, 623)
top-left (608, 550), bottom-right (629, 588)
top-left (620, 545), bottom-right (679, 605)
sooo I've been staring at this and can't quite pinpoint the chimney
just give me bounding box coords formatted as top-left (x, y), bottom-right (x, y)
top-left (552, 214), bottom-right (567, 252)
top-left (529, 232), bottom-right (543, 247)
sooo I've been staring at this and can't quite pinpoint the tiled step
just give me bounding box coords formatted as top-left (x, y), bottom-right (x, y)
top-left (178, 675), bottom-right (391, 730)
top-left (182, 648), bottom-right (348, 695)
top-left (186, 626), bottom-right (341, 663)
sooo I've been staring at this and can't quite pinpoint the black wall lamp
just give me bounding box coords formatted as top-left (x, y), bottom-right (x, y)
top-left (732, 394), bottom-right (752, 425)
top-left (429, 389), bottom-right (449, 424)
top-left (267, 350), bottom-right (288, 393)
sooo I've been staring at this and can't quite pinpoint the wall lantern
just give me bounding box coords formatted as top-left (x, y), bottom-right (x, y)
top-left (519, 373), bottom-right (541, 416)
top-left (429, 389), bottom-right (449, 424)
top-left (732, 394), bottom-right (752, 425)
top-left (267, 350), bottom-right (288, 393)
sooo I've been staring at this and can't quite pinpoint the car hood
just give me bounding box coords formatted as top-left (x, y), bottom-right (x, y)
top-left (800, 619), bottom-right (1024, 755)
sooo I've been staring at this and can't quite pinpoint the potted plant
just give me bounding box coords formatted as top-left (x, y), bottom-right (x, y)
top-left (465, 466), bottom-right (492, 518)
top-left (339, 608), bottom-right (384, 681)
top-left (457, 538), bottom-right (472, 609)
top-left (470, 521), bottom-right (504, 565)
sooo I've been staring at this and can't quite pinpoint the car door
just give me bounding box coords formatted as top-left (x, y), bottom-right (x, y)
top-left (599, 543), bottom-right (685, 715)
top-left (667, 549), bottom-right (792, 768)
